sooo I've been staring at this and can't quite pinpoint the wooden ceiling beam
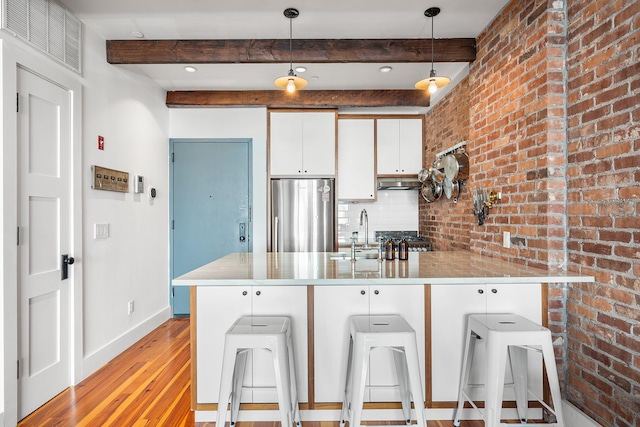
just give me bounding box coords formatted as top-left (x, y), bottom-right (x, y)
top-left (107, 38), bottom-right (475, 64)
top-left (166, 90), bottom-right (431, 108)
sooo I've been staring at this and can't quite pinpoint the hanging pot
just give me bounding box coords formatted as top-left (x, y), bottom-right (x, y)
top-left (420, 176), bottom-right (442, 203)
top-left (443, 152), bottom-right (469, 182)
top-left (417, 168), bottom-right (430, 183)
top-left (430, 158), bottom-right (446, 183)
top-left (443, 177), bottom-right (460, 202)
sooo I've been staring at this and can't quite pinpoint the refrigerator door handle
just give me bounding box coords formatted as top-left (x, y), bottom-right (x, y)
top-left (274, 216), bottom-right (279, 252)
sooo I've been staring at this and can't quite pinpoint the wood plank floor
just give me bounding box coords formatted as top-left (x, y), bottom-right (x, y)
top-left (18, 318), bottom-right (483, 427)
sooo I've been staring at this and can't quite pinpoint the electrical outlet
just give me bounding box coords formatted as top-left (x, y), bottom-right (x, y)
top-left (503, 231), bottom-right (511, 248)
top-left (128, 300), bottom-right (135, 315)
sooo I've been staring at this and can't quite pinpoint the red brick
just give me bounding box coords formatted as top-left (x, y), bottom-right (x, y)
top-left (597, 312), bottom-right (632, 333)
top-left (597, 338), bottom-right (633, 363)
top-left (614, 245), bottom-right (640, 259)
top-left (597, 285), bottom-right (636, 305)
top-left (599, 230), bottom-right (632, 243)
top-left (596, 257), bottom-right (632, 272)
top-left (616, 217), bottom-right (640, 229)
top-left (619, 186), bottom-right (640, 199)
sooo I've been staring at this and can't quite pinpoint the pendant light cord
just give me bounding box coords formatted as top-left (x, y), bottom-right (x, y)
top-left (289, 17), bottom-right (293, 73)
top-left (431, 15), bottom-right (434, 71)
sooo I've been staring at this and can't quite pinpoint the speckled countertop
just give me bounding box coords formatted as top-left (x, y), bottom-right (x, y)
top-left (173, 251), bottom-right (593, 286)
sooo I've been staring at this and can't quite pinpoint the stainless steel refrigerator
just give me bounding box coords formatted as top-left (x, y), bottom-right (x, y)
top-left (271, 178), bottom-right (336, 252)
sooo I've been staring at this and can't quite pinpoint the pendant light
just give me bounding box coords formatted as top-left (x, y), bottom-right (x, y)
top-left (274, 8), bottom-right (308, 92)
top-left (415, 7), bottom-right (450, 94)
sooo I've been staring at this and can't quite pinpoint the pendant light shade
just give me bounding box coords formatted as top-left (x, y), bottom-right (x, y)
top-left (415, 7), bottom-right (450, 93)
top-left (275, 8), bottom-right (308, 92)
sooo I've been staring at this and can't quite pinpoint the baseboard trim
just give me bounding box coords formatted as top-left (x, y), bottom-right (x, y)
top-left (195, 400), bottom-right (600, 425)
top-left (80, 307), bottom-right (172, 381)
top-left (563, 400), bottom-right (600, 427)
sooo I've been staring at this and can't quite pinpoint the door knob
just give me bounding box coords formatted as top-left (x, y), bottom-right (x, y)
top-left (61, 254), bottom-right (74, 280)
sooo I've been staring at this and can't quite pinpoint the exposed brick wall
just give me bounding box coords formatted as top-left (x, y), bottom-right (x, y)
top-left (565, 0), bottom-right (640, 425)
top-left (418, 77), bottom-right (472, 251)
top-left (419, 0), bottom-right (639, 425)
top-left (467, 0), bottom-right (568, 270)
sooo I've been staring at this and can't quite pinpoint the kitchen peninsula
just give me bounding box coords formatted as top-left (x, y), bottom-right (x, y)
top-left (174, 252), bottom-right (593, 422)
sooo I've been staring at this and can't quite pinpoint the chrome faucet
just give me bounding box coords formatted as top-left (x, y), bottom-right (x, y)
top-left (359, 209), bottom-right (369, 248)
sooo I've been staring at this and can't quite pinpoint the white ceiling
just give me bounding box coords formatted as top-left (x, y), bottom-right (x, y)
top-left (57, 0), bottom-right (509, 107)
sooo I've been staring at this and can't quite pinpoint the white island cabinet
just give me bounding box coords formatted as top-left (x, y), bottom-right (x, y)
top-left (430, 283), bottom-right (543, 403)
top-left (314, 284), bottom-right (425, 403)
top-left (195, 285), bottom-right (308, 404)
top-left (173, 251), bottom-right (592, 422)
top-left (270, 111), bottom-right (336, 176)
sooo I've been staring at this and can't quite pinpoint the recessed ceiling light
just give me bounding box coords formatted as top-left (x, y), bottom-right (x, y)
top-left (379, 66), bottom-right (393, 73)
top-left (295, 66), bottom-right (307, 73)
top-left (184, 66), bottom-right (197, 73)
top-left (131, 31), bottom-right (144, 38)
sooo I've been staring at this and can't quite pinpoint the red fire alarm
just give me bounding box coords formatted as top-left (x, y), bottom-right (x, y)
top-left (98, 135), bottom-right (104, 150)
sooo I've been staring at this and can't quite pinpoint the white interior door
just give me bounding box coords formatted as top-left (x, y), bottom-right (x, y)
top-left (17, 67), bottom-right (72, 419)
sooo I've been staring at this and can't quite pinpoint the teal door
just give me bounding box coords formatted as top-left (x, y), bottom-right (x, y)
top-left (170, 139), bottom-right (252, 316)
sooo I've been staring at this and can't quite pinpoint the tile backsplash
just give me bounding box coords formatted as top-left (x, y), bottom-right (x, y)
top-left (338, 190), bottom-right (419, 243)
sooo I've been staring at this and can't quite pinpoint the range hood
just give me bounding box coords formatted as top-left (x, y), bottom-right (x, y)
top-left (377, 177), bottom-right (421, 190)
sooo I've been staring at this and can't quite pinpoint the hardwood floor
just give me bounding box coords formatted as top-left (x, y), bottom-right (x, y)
top-left (18, 318), bottom-right (483, 427)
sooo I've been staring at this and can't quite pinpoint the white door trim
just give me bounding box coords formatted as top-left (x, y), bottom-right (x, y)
top-left (1, 37), bottom-right (83, 425)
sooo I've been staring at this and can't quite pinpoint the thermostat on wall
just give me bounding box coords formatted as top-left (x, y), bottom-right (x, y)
top-left (133, 175), bottom-right (144, 193)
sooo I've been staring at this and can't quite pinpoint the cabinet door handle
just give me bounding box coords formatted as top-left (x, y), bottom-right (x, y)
top-left (374, 290), bottom-right (380, 295)
top-left (360, 290), bottom-right (366, 295)
top-left (477, 289), bottom-right (484, 294)
top-left (491, 288), bottom-right (497, 294)
top-left (242, 290), bottom-right (248, 296)
top-left (255, 290), bottom-right (261, 296)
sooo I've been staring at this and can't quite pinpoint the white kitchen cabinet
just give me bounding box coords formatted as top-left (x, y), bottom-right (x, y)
top-left (376, 118), bottom-right (423, 175)
top-left (337, 118), bottom-right (376, 200)
top-left (314, 284), bottom-right (425, 403)
top-left (270, 111), bottom-right (336, 176)
top-left (196, 285), bottom-right (308, 405)
top-left (429, 283), bottom-right (543, 403)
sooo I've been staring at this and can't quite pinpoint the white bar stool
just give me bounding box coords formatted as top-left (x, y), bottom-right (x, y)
top-left (340, 315), bottom-right (426, 427)
top-left (453, 313), bottom-right (565, 427)
top-left (217, 316), bottom-right (300, 427)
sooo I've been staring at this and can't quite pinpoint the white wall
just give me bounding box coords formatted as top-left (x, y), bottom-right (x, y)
top-left (1, 21), bottom-right (171, 424)
top-left (80, 26), bottom-right (171, 372)
top-left (169, 108), bottom-right (268, 252)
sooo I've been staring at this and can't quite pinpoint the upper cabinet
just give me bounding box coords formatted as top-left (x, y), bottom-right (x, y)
top-left (337, 118), bottom-right (376, 201)
top-left (270, 111), bottom-right (336, 176)
top-left (376, 118), bottom-right (423, 175)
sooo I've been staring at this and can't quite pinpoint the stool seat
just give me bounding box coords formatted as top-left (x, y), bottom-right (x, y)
top-left (217, 316), bottom-right (300, 427)
top-left (340, 315), bottom-right (425, 427)
top-left (454, 313), bottom-right (564, 427)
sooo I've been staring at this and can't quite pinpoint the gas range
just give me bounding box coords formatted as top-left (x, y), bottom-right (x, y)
top-left (374, 231), bottom-right (432, 252)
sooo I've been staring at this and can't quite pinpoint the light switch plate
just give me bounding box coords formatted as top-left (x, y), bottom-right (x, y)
top-left (503, 231), bottom-right (511, 248)
top-left (95, 223), bottom-right (109, 239)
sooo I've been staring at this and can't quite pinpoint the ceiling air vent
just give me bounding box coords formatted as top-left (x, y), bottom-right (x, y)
top-left (2, 0), bottom-right (82, 73)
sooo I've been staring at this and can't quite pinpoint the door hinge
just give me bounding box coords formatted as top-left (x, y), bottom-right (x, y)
top-left (16, 93), bottom-right (19, 113)
top-left (17, 226), bottom-right (20, 246)
top-left (17, 360), bottom-right (20, 379)
top-left (171, 220), bottom-right (174, 230)
top-left (171, 152), bottom-right (175, 163)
